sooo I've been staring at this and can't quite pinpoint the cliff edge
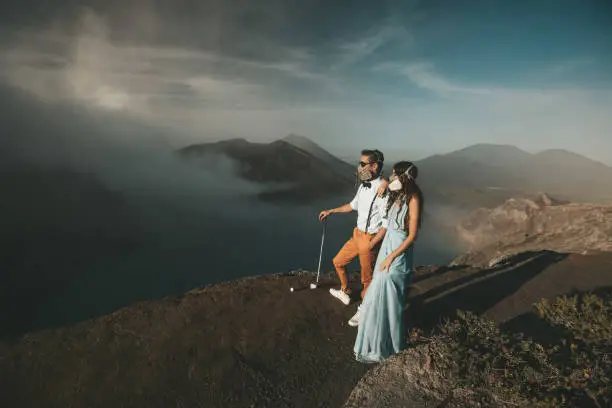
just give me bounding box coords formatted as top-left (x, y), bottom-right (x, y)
top-left (452, 193), bottom-right (612, 267)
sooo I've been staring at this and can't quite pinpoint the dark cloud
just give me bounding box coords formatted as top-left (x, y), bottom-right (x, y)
top-left (0, 0), bottom-right (413, 57)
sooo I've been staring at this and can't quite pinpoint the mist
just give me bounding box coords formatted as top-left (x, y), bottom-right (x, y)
top-left (0, 85), bottom-right (462, 337)
top-left (0, 6), bottom-right (464, 337)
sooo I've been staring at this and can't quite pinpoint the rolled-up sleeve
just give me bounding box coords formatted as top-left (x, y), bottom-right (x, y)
top-left (350, 187), bottom-right (360, 210)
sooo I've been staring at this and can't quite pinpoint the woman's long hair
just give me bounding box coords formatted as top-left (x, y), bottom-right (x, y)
top-left (386, 161), bottom-right (424, 232)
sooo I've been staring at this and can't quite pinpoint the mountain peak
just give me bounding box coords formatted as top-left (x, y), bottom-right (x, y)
top-left (215, 137), bottom-right (250, 146)
top-left (280, 134), bottom-right (324, 151)
top-left (282, 134), bottom-right (312, 143)
top-left (448, 143), bottom-right (531, 157)
top-left (439, 143), bottom-right (532, 170)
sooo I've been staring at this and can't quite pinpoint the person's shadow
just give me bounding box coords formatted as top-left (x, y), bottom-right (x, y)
top-left (500, 286), bottom-right (612, 346)
top-left (405, 250), bottom-right (569, 333)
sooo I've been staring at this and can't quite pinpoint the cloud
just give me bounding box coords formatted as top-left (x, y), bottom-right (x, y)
top-left (0, 7), bottom-right (420, 149)
top-left (0, 80), bottom-right (284, 223)
top-left (1, 5), bottom-right (611, 164)
top-left (378, 61), bottom-right (494, 96)
top-left (0, 8), bottom-right (351, 143)
top-left (544, 58), bottom-right (595, 78)
top-left (377, 58), bottom-right (612, 114)
top-left (333, 23), bottom-right (412, 68)
top-left (369, 59), bottom-right (612, 160)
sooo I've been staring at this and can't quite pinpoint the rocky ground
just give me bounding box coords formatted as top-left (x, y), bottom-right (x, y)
top-left (1, 251), bottom-right (612, 408)
top-left (453, 193), bottom-right (612, 266)
top-left (0, 271), bottom-right (371, 408)
top-left (2, 194), bottom-right (612, 408)
top-left (344, 251), bottom-right (612, 407)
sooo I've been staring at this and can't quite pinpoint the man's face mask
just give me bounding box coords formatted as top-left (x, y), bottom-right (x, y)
top-left (357, 159), bottom-right (376, 181)
top-left (357, 166), bottom-right (374, 181)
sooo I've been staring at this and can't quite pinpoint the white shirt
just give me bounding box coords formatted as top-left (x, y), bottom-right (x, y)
top-left (350, 177), bottom-right (389, 234)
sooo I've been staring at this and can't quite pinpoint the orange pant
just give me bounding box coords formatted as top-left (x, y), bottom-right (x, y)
top-left (332, 227), bottom-right (381, 300)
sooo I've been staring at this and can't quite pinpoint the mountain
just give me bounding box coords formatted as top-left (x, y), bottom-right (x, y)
top-left (177, 137), bottom-right (356, 203)
top-left (281, 134), bottom-right (355, 179)
top-left (533, 148), bottom-right (610, 169)
top-left (178, 138), bottom-right (612, 208)
top-left (415, 143), bottom-right (612, 207)
top-left (414, 152), bottom-right (528, 210)
top-left (442, 143), bottom-right (533, 167)
top-left (529, 149), bottom-right (612, 190)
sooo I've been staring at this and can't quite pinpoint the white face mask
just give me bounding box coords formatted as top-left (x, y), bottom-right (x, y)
top-left (388, 179), bottom-right (402, 191)
top-left (388, 165), bottom-right (415, 191)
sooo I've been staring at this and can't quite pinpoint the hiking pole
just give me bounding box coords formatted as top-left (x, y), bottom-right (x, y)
top-left (311, 218), bottom-right (327, 289)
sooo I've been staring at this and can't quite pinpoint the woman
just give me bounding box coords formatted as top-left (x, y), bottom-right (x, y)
top-left (353, 161), bottom-right (423, 363)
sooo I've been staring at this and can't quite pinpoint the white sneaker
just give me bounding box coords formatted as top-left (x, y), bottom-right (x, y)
top-left (329, 288), bottom-right (351, 305)
top-left (348, 305), bottom-right (362, 327)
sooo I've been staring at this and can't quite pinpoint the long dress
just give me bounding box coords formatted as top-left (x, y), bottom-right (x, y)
top-left (354, 200), bottom-right (414, 363)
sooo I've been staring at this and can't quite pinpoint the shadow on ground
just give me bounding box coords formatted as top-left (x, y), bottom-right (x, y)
top-left (406, 251), bottom-right (568, 331)
top-left (500, 286), bottom-right (612, 346)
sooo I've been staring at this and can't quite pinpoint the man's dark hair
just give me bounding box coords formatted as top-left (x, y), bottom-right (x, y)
top-left (361, 149), bottom-right (384, 173)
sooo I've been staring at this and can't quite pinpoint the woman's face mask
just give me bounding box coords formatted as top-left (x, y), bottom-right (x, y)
top-left (389, 165), bottom-right (414, 191)
top-left (388, 178), bottom-right (402, 191)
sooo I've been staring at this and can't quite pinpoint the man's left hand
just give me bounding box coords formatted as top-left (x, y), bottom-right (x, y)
top-left (377, 179), bottom-right (388, 197)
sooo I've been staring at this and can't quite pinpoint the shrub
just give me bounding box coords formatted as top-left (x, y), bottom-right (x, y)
top-left (421, 292), bottom-right (612, 407)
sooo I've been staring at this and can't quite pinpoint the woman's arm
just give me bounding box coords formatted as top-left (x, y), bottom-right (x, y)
top-left (369, 227), bottom-right (387, 249)
top-left (379, 196), bottom-right (420, 271)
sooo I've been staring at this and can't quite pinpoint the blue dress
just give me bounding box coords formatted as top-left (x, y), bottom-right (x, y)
top-left (354, 200), bottom-right (414, 363)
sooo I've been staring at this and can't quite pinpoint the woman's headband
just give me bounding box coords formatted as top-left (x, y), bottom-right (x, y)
top-left (404, 164), bottom-right (414, 179)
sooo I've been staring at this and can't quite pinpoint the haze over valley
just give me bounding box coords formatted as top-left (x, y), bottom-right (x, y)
top-left (1, 87), bottom-right (463, 337)
top-left (3, 84), bottom-right (611, 337)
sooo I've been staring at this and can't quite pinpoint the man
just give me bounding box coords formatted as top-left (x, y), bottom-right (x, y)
top-left (319, 149), bottom-right (389, 327)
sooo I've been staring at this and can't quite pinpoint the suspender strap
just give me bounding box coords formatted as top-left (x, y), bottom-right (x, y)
top-left (364, 194), bottom-right (377, 233)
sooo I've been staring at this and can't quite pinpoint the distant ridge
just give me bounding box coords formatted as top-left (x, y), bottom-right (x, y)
top-left (177, 136), bottom-right (355, 203)
top-left (281, 134), bottom-right (355, 180)
top-left (415, 143), bottom-right (612, 206)
top-left (443, 143), bottom-right (533, 167)
top-left (178, 137), bottom-right (612, 207)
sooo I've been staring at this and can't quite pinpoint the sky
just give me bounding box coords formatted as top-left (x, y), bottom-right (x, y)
top-left (1, 0), bottom-right (611, 163)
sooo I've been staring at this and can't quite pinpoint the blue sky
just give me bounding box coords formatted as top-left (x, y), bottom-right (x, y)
top-left (1, 0), bottom-right (611, 162)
